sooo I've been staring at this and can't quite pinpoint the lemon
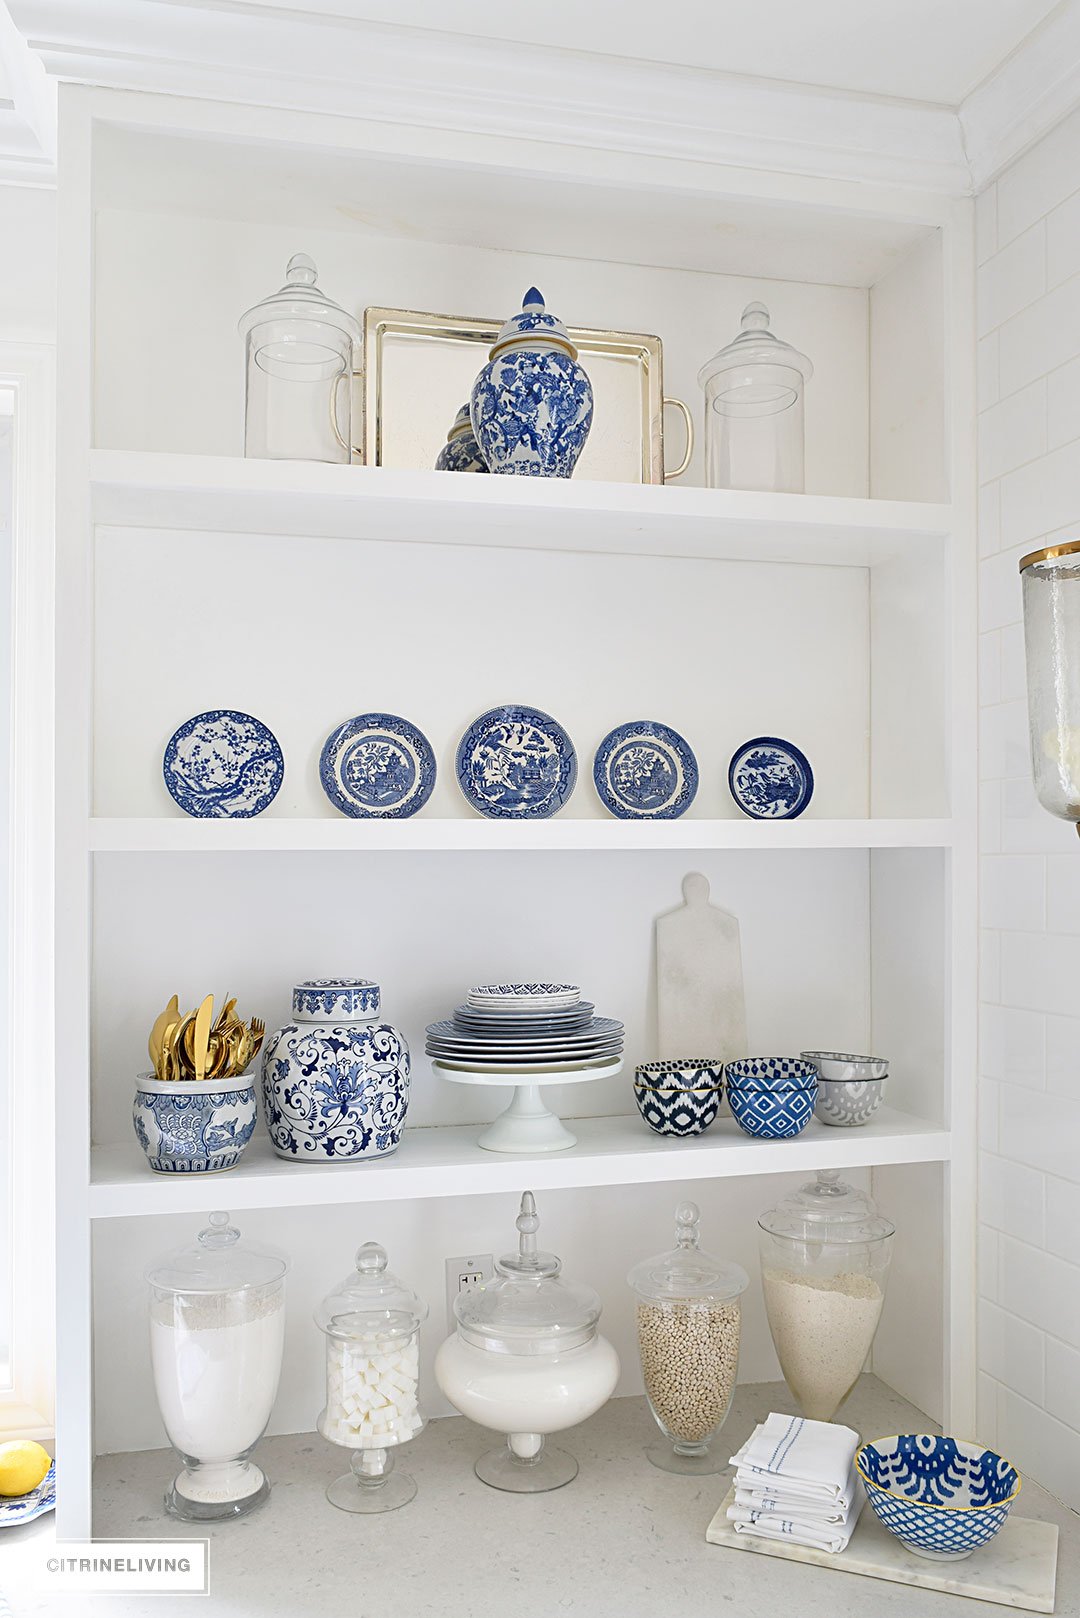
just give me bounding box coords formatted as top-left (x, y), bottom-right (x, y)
top-left (0, 1439), bottom-right (51, 1497)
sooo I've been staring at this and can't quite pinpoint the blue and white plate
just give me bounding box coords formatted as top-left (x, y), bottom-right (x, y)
top-left (456, 707), bottom-right (577, 819)
top-left (593, 720), bottom-right (698, 819)
top-left (163, 710), bottom-right (284, 819)
top-left (728, 736), bottom-right (814, 820)
top-left (320, 713), bottom-right (436, 819)
top-left (0, 1461), bottom-right (55, 1527)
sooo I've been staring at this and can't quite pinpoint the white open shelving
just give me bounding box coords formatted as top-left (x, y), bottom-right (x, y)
top-left (54, 83), bottom-right (978, 1539)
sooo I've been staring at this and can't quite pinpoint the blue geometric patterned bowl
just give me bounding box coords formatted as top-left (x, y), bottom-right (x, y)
top-left (857, 1435), bottom-right (1021, 1561)
top-left (725, 1056), bottom-right (818, 1090)
top-left (727, 1083), bottom-right (815, 1138)
top-left (633, 1081), bottom-right (722, 1137)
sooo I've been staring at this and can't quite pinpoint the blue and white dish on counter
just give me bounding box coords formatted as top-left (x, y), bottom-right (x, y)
top-left (320, 714), bottom-right (436, 819)
top-left (261, 978), bottom-right (410, 1161)
top-left (133, 1073), bottom-right (258, 1174)
top-left (593, 721), bottom-right (698, 819)
top-left (456, 708), bottom-right (577, 819)
top-left (726, 1083), bottom-right (816, 1139)
top-left (0, 1461), bottom-right (55, 1526)
top-left (728, 736), bottom-right (813, 820)
top-left (470, 289), bottom-right (593, 478)
top-left (163, 710), bottom-right (284, 818)
top-left (857, 1436), bottom-right (1021, 1560)
top-left (435, 401), bottom-right (488, 473)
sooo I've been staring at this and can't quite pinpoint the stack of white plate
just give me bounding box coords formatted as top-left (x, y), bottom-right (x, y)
top-left (426, 981), bottom-right (624, 1071)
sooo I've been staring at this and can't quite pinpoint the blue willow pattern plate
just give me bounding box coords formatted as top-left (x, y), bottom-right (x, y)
top-left (0, 1462), bottom-right (55, 1526)
top-left (163, 710), bottom-right (284, 818)
top-left (593, 720), bottom-right (698, 819)
top-left (456, 706), bottom-right (577, 818)
top-left (728, 736), bottom-right (814, 820)
top-left (320, 713), bottom-right (436, 819)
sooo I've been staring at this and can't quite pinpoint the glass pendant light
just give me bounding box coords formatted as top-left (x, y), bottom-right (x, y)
top-left (1020, 539), bottom-right (1080, 833)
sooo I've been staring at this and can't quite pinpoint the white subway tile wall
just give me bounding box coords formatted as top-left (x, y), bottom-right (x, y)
top-left (979, 124), bottom-right (1080, 1511)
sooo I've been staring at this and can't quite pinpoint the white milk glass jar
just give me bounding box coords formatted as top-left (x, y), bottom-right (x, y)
top-left (238, 253), bottom-right (361, 463)
top-left (697, 302), bottom-right (812, 492)
top-left (434, 1192), bottom-right (619, 1493)
top-left (315, 1241), bottom-right (427, 1513)
top-left (147, 1211), bottom-right (287, 1521)
top-left (758, 1171), bottom-right (895, 1421)
top-left (628, 1201), bottom-right (748, 1476)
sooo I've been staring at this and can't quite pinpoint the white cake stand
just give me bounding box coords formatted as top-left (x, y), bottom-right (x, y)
top-left (432, 1057), bottom-right (623, 1153)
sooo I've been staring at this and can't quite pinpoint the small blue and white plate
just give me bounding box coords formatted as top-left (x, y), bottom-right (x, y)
top-left (163, 710), bottom-right (284, 819)
top-left (0, 1461), bottom-right (55, 1527)
top-left (456, 706), bottom-right (577, 819)
top-left (728, 736), bottom-right (814, 820)
top-left (320, 713), bottom-right (436, 819)
top-left (593, 720), bottom-right (698, 819)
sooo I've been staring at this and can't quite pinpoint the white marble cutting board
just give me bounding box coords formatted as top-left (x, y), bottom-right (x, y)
top-left (655, 872), bottom-right (747, 1062)
top-left (707, 1487), bottom-right (1059, 1614)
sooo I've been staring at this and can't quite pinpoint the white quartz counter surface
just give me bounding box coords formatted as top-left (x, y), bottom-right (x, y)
top-left (2, 1378), bottom-right (1077, 1618)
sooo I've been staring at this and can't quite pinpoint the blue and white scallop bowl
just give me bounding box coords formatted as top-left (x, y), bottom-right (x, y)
top-left (857, 1435), bottom-right (1021, 1560)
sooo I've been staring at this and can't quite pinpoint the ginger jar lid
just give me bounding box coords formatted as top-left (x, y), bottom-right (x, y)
top-left (146, 1211), bottom-right (287, 1298)
top-left (445, 402), bottom-right (475, 442)
top-left (489, 288), bottom-right (578, 361)
top-left (628, 1201), bottom-right (749, 1304)
top-left (292, 978), bottom-right (381, 1022)
top-left (454, 1192), bottom-right (601, 1355)
top-left (315, 1241), bottom-right (428, 1343)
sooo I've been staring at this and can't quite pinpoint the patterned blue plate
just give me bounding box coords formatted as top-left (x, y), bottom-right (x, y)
top-left (320, 713), bottom-right (436, 819)
top-left (593, 720), bottom-right (698, 819)
top-left (456, 707), bottom-right (577, 819)
top-left (728, 735), bottom-right (814, 820)
top-left (0, 1461), bottom-right (55, 1527)
top-left (163, 710), bottom-right (284, 819)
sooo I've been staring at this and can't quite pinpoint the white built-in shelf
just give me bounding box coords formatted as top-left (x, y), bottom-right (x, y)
top-left (90, 451), bottom-right (953, 567)
top-left (88, 1108), bottom-right (950, 1219)
top-left (88, 817), bottom-right (958, 854)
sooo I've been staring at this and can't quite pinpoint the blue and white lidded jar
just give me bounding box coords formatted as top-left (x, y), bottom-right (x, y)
top-left (435, 402), bottom-right (489, 473)
top-left (470, 289), bottom-right (594, 478)
top-left (260, 979), bottom-right (411, 1162)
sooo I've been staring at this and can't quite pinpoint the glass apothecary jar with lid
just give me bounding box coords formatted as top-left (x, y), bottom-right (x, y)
top-left (697, 301), bottom-right (812, 492)
top-left (1020, 539), bottom-right (1080, 829)
top-left (238, 253), bottom-right (361, 463)
top-left (434, 1192), bottom-right (619, 1493)
top-left (147, 1211), bottom-right (287, 1521)
top-left (315, 1241), bottom-right (427, 1513)
top-left (758, 1170), bottom-right (895, 1421)
top-left (628, 1201), bottom-right (748, 1475)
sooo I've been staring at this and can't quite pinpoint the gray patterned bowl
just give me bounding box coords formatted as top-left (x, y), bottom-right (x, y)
top-left (801, 1050), bottom-right (888, 1083)
top-left (801, 1051), bottom-right (889, 1128)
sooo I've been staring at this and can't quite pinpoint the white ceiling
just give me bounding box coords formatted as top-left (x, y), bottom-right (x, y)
top-left (266, 0), bottom-right (1062, 107)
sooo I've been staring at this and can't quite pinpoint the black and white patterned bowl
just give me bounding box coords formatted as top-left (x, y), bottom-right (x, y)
top-left (635, 1060), bottom-right (724, 1091)
top-left (633, 1080), bottom-right (722, 1136)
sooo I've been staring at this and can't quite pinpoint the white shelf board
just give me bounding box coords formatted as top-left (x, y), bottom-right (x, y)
top-left (90, 451), bottom-right (952, 568)
top-left (88, 817), bottom-right (958, 853)
top-left (89, 1108), bottom-right (950, 1218)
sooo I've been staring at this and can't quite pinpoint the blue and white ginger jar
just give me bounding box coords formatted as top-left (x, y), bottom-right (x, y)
top-left (470, 288), bottom-right (593, 478)
top-left (260, 978), bottom-right (411, 1162)
top-left (435, 401), bottom-right (489, 473)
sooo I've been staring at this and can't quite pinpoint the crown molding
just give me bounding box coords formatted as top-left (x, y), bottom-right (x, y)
top-left (8, 0), bottom-right (974, 194)
top-left (959, 0), bottom-right (1080, 187)
top-left (0, 0), bottom-right (54, 184)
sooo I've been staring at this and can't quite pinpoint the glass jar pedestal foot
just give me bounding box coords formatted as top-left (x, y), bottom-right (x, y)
top-left (433, 1061), bottom-right (622, 1154)
top-left (646, 1438), bottom-right (726, 1476)
top-left (166, 1458), bottom-right (270, 1522)
top-left (327, 1445), bottom-right (417, 1514)
top-left (475, 1433), bottom-right (578, 1494)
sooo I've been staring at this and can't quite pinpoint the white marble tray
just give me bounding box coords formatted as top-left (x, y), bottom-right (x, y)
top-left (707, 1487), bottom-right (1059, 1614)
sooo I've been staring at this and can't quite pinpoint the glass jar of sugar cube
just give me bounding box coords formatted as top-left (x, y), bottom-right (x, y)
top-left (314, 1241), bottom-right (428, 1513)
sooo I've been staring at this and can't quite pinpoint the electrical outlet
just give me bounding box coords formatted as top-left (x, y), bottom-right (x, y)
top-left (445, 1252), bottom-right (493, 1329)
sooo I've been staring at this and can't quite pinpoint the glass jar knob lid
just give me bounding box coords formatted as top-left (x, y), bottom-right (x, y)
top-left (758, 1170), bottom-right (895, 1243)
top-left (697, 300), bottom-right (813, 388)
top-left (315, 1240), bottom-right (428, 1339)
top-left (627, 1201), bottom-right (749, 1302)
top-left (146, 1210), bottom-right (288, 1296)
top-left (238, 252), bottom-right (361, 342)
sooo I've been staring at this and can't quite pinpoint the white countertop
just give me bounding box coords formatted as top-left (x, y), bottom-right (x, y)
top-left (2, 1378), bottom-right (1077, 1618)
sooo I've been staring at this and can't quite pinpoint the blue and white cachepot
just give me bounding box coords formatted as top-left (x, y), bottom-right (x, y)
top-left (133, 1073), bottom-right (258, 1174)
top-left (435, 402), bottom-right (489, 473)
top-left (470, 288), bottom-right (593, 478)
top-left (260, 978), bottom-right (411, 1162)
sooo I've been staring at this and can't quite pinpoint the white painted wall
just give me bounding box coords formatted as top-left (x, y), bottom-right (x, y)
top-left (0, 184), bottom-right (54, 341)
top-left (976, 110), bottom-right (1080, 1512)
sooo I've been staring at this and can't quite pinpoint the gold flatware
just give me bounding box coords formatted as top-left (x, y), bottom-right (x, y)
top-left (193, 994), bottom-right (214, 1083)
top-left (148, 994), bottom-right (180, 1072)
top-left (213, 996), bottom-right (236, 1034)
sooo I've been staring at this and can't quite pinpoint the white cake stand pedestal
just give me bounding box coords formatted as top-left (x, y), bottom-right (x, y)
top-left (432, 1058), bottom-right (622, 1153)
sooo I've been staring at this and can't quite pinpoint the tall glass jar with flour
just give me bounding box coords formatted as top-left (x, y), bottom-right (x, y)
top-left (147, 1211), bottom-right (287, 1520)
top-left (757, 1172), bottom-right (894, 1421)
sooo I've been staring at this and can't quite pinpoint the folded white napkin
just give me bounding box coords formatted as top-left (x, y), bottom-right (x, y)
top-left (734, 1460), bottom-right (860, 1523)
top-left (727, 1487), bottom-right (865, 1555)
top-left (728, 1413), bottom-right (860, 1503)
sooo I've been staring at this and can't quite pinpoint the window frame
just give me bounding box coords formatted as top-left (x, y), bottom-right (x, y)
top-left (0, 341), bottom-right (54, 1440)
